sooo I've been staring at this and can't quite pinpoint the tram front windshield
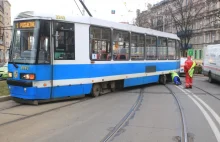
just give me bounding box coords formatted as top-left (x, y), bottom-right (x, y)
top-left (10, 20), bottom-right (50, 64)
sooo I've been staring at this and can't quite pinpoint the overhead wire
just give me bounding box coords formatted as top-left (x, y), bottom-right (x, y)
top-left (74, 0), bottom-right (83, 16)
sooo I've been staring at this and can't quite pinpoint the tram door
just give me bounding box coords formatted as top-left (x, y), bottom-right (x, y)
top-left (51, 21), bottom-right (75, 98)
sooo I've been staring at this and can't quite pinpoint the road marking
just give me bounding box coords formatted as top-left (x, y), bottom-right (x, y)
top-left (184, 89), bottom-right (220, 127)
top-left (176, 86), bottom-right (220, 142)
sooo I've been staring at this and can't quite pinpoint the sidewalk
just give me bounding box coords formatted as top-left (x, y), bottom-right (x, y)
top-left (0, 95), bottom-right (11, 102)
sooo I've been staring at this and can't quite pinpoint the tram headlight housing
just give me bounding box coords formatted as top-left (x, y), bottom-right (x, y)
top-left (8, 72), bottom-right (12, 78)
top-left (20, 73), bottom-right (36, 80)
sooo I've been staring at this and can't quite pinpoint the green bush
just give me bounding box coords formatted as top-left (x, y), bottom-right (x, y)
top-left (194, 65), bottom-right (202, 74)
top-left (0, 81), bottom-right (9, 96)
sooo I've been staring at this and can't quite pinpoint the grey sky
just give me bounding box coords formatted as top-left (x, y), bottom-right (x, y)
top-left (8, 0), bottom-right (160, 24)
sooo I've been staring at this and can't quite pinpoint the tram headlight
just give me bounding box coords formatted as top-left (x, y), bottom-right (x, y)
top-left (20, 73), bottom-right (36, 80)
top-left (8, 72), bottom-right (12, 78)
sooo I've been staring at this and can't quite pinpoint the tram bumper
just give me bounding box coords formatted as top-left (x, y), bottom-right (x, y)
top-left (7, 80), bottom-right (50, 100)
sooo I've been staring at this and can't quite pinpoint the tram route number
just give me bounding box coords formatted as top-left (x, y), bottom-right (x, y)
top-left (16, 21), bottom-right (35, 29)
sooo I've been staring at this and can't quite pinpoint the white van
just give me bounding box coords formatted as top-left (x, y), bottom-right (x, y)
top-left (180, 57), bottom-right (187, 75)
top-left (203, 44), bottom-right (220, 83)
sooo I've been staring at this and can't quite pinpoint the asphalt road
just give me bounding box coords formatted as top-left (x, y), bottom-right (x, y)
top-left (0, 77), bottom-right (219, 142)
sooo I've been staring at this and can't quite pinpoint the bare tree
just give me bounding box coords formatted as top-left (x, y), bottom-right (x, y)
top-left (168, 0), bottom-right (206, 57)
top-left (135, 4), bottom-right (153, 28)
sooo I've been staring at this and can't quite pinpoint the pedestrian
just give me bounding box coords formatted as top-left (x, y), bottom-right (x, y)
top-left (184, 56), bottom-right (196, 88)
top-left (171, 71), bottom-right (182, 85)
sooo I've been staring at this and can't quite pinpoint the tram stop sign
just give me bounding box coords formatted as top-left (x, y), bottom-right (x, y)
top-left (188, 49), bottom-right (194, 56)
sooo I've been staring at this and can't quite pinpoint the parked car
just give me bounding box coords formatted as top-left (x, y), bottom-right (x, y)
top-left (0, 63), bottom-right (8, 79)
top-left (203, 44), bottom-right (220, 83)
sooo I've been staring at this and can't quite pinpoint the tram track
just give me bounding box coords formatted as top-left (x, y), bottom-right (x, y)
top-left (101, 88), bottom-right (144, 142)
top-left (181, 80), bottom-right (220, 101)
top-left (0, 97), bottom-right (92, 127)
top-left (101, 85), bottom-right (188, 142)
top-left (165, 85), bottom-right (188, 142)
top-left (191, 85), bottom-right (220, 101)
top-left (0, 104), bottom-right (22, 111)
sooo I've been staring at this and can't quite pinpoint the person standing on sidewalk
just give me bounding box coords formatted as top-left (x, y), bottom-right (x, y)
top-left (184, 56), bottom-right (196, 88)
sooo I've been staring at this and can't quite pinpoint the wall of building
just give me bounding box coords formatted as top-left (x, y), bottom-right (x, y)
top-left (137, 0), bottom-right (220, 64)
top-left (0, 0), bottom-right (11, 63)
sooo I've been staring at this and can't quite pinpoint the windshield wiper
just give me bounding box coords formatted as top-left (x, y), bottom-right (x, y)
top-left (12, 61), bottom-right (18, 68)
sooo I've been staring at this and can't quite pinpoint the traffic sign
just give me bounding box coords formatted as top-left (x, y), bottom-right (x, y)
top-left (187, 49), bottom-right (194, 56)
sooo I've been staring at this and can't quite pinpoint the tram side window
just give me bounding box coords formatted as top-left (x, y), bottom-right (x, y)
top-left (168, 39), bottom-right (176, 60)
top-left (90, 26), bottom-right (111, 60)
top-left (146, 36), bottom-right (157, 60)
top-left (131, 33), bottom-right (144, 60)
top-left (113, 30), bottom-right (130, 60)
top-left (157, 37), bottom-right (167, 60)
top-left (176, 40), bottom-right (180, 59)
top-left (54, 22), bottom-right (75, 60)
top-left (38, 20), bottom-right (50, 63)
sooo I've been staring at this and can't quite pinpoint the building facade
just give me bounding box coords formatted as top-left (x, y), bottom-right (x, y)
top-left (137, 0), bottom-right (220, 64)
top-left (0, 0), bottom-right (11, 63)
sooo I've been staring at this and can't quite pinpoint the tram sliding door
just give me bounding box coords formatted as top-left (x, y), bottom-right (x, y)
top-left (52, 21), bottom-right (75, 99)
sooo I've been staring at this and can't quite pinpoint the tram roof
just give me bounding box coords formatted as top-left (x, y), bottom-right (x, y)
top-left (15, 11), bottom-right (179, 40)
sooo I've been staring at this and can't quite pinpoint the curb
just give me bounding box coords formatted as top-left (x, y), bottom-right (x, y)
top-left (0, 96), bottom-right (11, 102)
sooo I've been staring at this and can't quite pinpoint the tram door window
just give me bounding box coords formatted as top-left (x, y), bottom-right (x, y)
top-left (131, 33), bottom-right (144, 60)
top-left (54, 22), bottom-right (75, 60)
top-left (157, 37), bottom-right (167, 60)
top-left (176, 40), bottom-right (180, 59)
top-left (90, 26), bottom-right (111, 60)
top-left (38, 20), bottom-right (50, 64)
top-left (113, 30), bottom-right (130, 60)
top-left (168, 39), bottom-right (176, 60)
top-left (146, 36), bottom-right (157, 60)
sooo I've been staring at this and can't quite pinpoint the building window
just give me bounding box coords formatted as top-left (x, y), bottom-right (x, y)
top-left (113, 30), bottom-right (130, 60)
top-left (131, 33), bottom-right (144, 60)
top-left (199, 50), bottom-right (203, 59)
top-left (157, 37), bottom-right (167, 60)
top-left (146, 35), bottom-right (156, 60)
top-left (168, 39), bottom-right (176, 59)
top-left (194, 50), bottom-right (197, 59)
top-left (90, 26), bottom-right (111, 60)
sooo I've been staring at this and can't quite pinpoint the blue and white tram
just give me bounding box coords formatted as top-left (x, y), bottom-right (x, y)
top-left (7, 11), bottom-right (180, 104)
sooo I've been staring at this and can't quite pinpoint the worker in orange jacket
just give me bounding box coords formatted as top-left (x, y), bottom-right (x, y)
top-left (184, 56), bottom-right (196, 88)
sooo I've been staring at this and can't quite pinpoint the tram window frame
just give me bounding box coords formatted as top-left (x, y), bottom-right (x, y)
top-left (37, 20), bottom-right (51, 64)
top-left (168, 39), bottom-right (176, 60)
top-left (112, 29), bottom-right (130, 61)
top-left (157, 37), bottom-right (168, 60)
top-left (145, 35), bottom-right (157, 60)
top-left (176, 40), bottom-right (180, 60)
top-left (54, 22), bottom-right (75, 60)
top-left (89, 26), bottom-right (112, 61)
top-left (131, 32), bottom-right (145, 61)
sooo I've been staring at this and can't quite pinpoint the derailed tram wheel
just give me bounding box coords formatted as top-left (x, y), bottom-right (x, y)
top-left (92, 84), bottom-right (101, 97)
top-left (159, 75), bottom-right (166, 85)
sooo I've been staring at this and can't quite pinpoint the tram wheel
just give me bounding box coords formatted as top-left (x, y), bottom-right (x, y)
top-left (208, 72), bottom-right (213, 83)
top-left (159, 75), bottom-right (166, 85)
top-left (92, 84), bottom-right (101, 97)
top-left (110, 81), bottom-right (116, 92)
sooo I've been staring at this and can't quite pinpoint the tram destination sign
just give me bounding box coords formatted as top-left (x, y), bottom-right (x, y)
top-left (16, 21), bottom-right (35, 29)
